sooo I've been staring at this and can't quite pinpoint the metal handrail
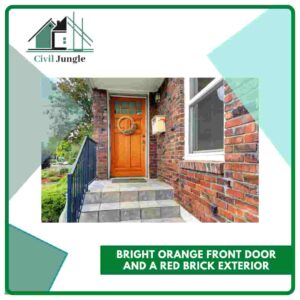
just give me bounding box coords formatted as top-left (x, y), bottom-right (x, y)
top-left (67, 136), bottom-right (97, 222)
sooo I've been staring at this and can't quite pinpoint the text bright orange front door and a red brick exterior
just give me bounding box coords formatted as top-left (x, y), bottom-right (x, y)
top-left (92, 79), bottom-right (259, 223)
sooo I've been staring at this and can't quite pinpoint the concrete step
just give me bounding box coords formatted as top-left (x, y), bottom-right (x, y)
top-left (79, 199), bottom-right (181, 223)
top-left (84, 188), bottom-right (174, 204)
top-left (121, 217), bottom-right (184, 223)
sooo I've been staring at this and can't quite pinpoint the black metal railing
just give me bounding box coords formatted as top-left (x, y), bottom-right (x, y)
top-left (67, 136), bottom-right (97, 222)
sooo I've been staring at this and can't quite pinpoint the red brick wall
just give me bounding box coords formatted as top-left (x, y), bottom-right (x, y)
top-left (90, 79), bottom-right (259, 222)
top-left (154, 79), bottom-right (259, 222)
top-left (91, 89), bottom-right (108, 179)
top-left (155, 78), bottom-right (185, 199)
top-left (223, 82), bottom-right (259, 222)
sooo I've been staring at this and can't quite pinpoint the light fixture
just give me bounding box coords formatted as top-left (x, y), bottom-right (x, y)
top-left (155, 93), bottom-right (161, 103)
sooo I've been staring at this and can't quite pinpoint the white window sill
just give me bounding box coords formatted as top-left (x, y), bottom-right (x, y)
top-left (184, 152), bottom-right (224, 162)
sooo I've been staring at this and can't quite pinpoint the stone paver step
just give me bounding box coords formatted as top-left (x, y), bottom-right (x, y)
top-left (84, 189), bottom-right (174, 204)
top-left (79, 199), bottom-right (180, 222)
top-left (121, 217), bottom-right (184, 223)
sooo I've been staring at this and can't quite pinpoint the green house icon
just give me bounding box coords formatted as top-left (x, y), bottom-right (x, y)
top-left (28, 18), bottom-right (57, 49)
top-left (28, 13), bottom-right (93, 52)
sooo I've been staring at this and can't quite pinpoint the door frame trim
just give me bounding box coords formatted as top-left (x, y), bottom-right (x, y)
top-left (107, 93), bottom-right (149, 179)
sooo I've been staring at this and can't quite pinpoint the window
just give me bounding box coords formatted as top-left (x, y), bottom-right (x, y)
top-left (189, 77), bottom-right (214, 98)
top-left (114, 101), bottom-right (142, 115)
top-left (185, 78), bottom-right (224, 161)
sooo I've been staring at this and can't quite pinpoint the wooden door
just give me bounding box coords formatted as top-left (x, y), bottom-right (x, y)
top-left (110, 96), bottom-right (146, 177)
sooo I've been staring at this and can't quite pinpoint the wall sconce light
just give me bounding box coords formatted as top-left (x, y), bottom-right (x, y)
top-left (155, 93), bottom-right (161, 103)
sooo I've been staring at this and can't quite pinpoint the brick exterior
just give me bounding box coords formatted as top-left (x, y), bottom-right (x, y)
top-left (91, 89), bottom-right (109, 179)
top-left (153, 78), bottom-right (259, 222)
top-left (91, 79), bottom-right (259, 222)
top-left (155, 78), bottom-right (185, 203)
top-left (222, 81), bottom-right (259, 222)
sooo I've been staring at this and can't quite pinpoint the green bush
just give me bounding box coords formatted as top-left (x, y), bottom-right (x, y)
top-left (59, 167), bottom-right (69, 175)
top-left (42, 177), bottom-right (67, 222)
top-left (65, 144), bottom-right (81, 164)
top-left (42, 167), bottom-right (70, 180)
top-left (56, 140), bottom-right (71, 159)
top-left (41, 169), bottom-right (50, 179)
top-left (47, 176), bottom-right (61, 182)
top-left (43, 169), bottom-right (58, 178)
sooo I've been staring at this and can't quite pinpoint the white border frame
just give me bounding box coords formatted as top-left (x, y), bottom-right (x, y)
top-left (184, 77), bottom-right (224, 161)
top-left (107, 93), bottom-right (149, 179)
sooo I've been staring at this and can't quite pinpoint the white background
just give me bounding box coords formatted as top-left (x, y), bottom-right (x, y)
top-left (0, 0), bottom-right (299, 298)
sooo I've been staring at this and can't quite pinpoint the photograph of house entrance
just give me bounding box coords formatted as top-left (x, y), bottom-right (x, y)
top-left (55, 78), bottom-right (259, 223)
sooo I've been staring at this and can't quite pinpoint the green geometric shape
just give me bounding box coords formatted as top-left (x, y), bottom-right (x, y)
top-left (8, 225), bottom-right (67, 292)
top-left (9, 46), bottom-right (84, 199)
top-left (209, 9), bottom-right (292, 166)
top-left (224, 78), bottom-right (259, 123)
top-left (35, 22), bottom-right (54, 49)
top-left (9, 46), bottom-right (52, 199)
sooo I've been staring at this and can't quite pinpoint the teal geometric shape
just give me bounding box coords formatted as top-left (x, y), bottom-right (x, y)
top-left (9, 46), bottom-right (84, 199)
top-left (9, 46), bottom-right (52, 199)
top-left (223, 78), bottom-right (259, 123)
top-left (209, 9), bottom-right (292, 166)
top-left (8, 225), bottom-right (67, 292)
top-left (35, 23), bottom-right (54, 49)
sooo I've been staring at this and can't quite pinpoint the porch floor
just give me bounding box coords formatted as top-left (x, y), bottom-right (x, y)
top-left (88, 178), bottom-right (175, 193)
top-left (79, 179), bottom-right (186, 223)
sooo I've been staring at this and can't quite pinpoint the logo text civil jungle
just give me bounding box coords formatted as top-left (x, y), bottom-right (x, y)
top-left (34, 54), bottom-right (86, 64)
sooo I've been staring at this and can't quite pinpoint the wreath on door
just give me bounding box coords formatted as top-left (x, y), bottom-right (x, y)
top-left (117, 116), bottom-right (137, 135)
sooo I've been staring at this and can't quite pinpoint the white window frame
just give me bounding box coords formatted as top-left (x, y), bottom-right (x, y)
top-left (184, 77), bottom-right (224, 161)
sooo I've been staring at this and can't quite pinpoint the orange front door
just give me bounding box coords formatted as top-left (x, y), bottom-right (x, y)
top-left (110, 96), bottom-right (146, 177)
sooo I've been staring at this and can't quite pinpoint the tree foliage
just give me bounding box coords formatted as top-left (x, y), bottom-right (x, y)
top-left (43, 78), bottom-right (93, 163)
top-left (45, 83), bottom-right (84, 141)
top-left (57, 78), bottom-right (92, 122)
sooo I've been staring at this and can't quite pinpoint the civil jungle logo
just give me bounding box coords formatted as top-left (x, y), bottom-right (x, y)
top-left (27, 12), bottom-right (93, 64)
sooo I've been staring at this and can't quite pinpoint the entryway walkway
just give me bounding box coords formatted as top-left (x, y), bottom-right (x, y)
top-left (79, 179), bottom-right (184, 222)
